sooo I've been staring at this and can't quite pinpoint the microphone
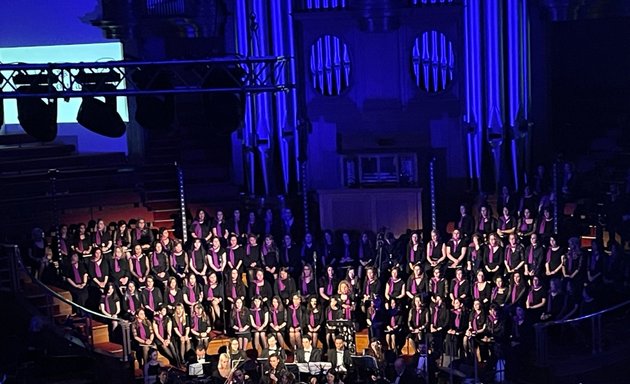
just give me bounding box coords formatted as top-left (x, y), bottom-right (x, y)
top-left (313, 251), bottom-right (317, 262)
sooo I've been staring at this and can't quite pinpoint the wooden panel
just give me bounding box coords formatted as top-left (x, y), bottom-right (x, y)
top-left (207, 336), bottom-right (231, 356)
top-left (355, 329), bottom-right (369, 356)
top-left (318, 189), bottom-right (422, 235)
top-left (92, 321), bottom-right (110, 345)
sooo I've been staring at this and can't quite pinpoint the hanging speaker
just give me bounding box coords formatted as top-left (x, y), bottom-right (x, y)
top-left (16, 86), bottom-right (58, 142)
top-left (77, 96), bottom-right (126, 138)
top-left (202, 65), bottom-right (245, 136)
top-left (132, 69), bottom-right (174, 131)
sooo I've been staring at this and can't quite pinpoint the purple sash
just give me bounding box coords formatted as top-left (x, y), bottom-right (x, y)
top-left (95, 260), bottom-right (102, 278)
top-left (73, 264), bottom-right (81, 284)
top-left (188, 285), bottom-right (196, 303)
top-left (193, 221), bottom-right (202, 239)
top-left (252, 308), bottom-right (261, 326)
top-left (139, 322), bottom-right (147, 339)
top-left (290, 306), bottom-right (299, 326)
top-left (129, 295), bottom-right (136, 312)
top-left (236, 310), bottom-right (243, 329)
top-left (148, 289), bottom-right (155, 309)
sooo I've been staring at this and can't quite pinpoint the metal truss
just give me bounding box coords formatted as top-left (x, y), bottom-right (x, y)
top-left (0, 56), bottom-right (291, 99)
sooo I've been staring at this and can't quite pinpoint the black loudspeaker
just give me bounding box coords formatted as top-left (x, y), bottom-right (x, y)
top-left (16, 88), bottom-right (58, 142)
top-left (77, 97), bottom-right (126, 138)
top-left (132, 69), bottom-right (174, 131)
top-left (135, 95), bottom-right (174, 131)
top-left (202, 65), bottom-right (246, 136)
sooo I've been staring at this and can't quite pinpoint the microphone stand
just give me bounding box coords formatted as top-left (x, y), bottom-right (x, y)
top-left (221, 256), bottom-right (228, 334)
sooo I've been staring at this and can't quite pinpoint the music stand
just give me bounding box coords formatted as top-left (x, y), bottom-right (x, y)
top-left (188, 363), bottom-right (203, 377)
top-left (297, 362), bottom-right (332, 374)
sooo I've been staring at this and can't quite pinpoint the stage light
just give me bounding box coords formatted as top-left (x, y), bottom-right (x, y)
top-left (76, 71), bottom-right (126, 138)
top-left (202, 65), bottom-right (246, 136)
top-left (132, 68), bottom-right (174, 131)
top-left (15, 85), bottom-right (58, 142)
top-left (76, 93), bottom-right (126, 138)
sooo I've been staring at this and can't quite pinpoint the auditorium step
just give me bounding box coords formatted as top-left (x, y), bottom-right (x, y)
top-left (0, 151), bottom-right (127, 173)
top-left (94, 341), bottom-right (124, 358)
top-left (92, 320), bottom-right (110, 345)
top-left (0, 143), bottom-right (76, 161)
top-left (0, 133), bottom-right (40, 146)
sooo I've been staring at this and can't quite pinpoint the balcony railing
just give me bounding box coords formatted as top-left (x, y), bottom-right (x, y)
top-left (0, 244), bottom-right (133, 363)
top-left (534, 297), bottom-right (630, 371)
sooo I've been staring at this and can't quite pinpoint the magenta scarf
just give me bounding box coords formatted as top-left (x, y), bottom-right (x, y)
top-left (290, 305), bottom-right (299, 326)
top-left (73, 264), bottom-right (81, 284)
top-left (188, 284), bottom-right (196, 303)
top-left (138, 321), bottom-right (147, 339)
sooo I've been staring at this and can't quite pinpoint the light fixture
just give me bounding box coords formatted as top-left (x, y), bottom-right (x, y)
top-left (13, 72), bottom-right (58, 142)
top-left (75, 70), bottom-right (126, 138)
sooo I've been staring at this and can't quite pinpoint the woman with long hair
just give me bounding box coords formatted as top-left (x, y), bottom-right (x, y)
top-left (190, 303), bottom-right (211, 349)
top-left (165, 276), bottom-right (182, 314)
top-left (188, 238), bottom-right (207, 285)
top-left (150, 242), bottom-right (170, 286)
top-left (261, 234), bottom-right (280, 280)
top-left (109, 245), bottom-right (130, 289)
top-left (132, 308), bottom-right (155, 368)
top-left (305, 295), bottom-right (323, 348)
top-left (318, 265), bottom-right (338, 304)
top-left (143, 348), bottom-right (164, 384)
top-left (250, 295), bottom-right (269, 351)
top-left (299, 264), bottom-right (317, 298)
top-left (406, 263), bottom-right (428, 300)
top-left (129, 244), bottom-right (150, 287)
top-left (464, 299), bottom-right (486, 362)
top-left (183, 273), bottom-right (203, 313)
top-left (275, 267), bottom-right (296, 306)
top-left (268, 295), bottom-right (288, 350)
top-left (226, 268), bottom-right (246, 305)
top-left (287, 293), bottom-right (304, 349)
top-left (204, 271), bottom-right (223, 325)
top-left (324, 296), bottom-right (342, 349)
top-left (212, 352), bottom-right (232, 382)
top-left (172, 303), bottom-right (191, 364)
top-left (231, 297), bottom-right (251, 351)
top-left (100, 282), bottom-right (120, 329)
top-left (152, 305), bottom-right (178, 365)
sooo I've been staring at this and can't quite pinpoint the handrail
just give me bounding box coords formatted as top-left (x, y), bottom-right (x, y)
top-left (535, 298), bottom-right (630, 328)
top-left (533, 296), bottom-right (630, 367)
top-left (2, 243), bottom-right (132, 362)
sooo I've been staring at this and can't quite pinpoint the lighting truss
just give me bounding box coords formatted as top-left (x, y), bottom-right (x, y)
top-left (0, 56), bottom-right (291, 99)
